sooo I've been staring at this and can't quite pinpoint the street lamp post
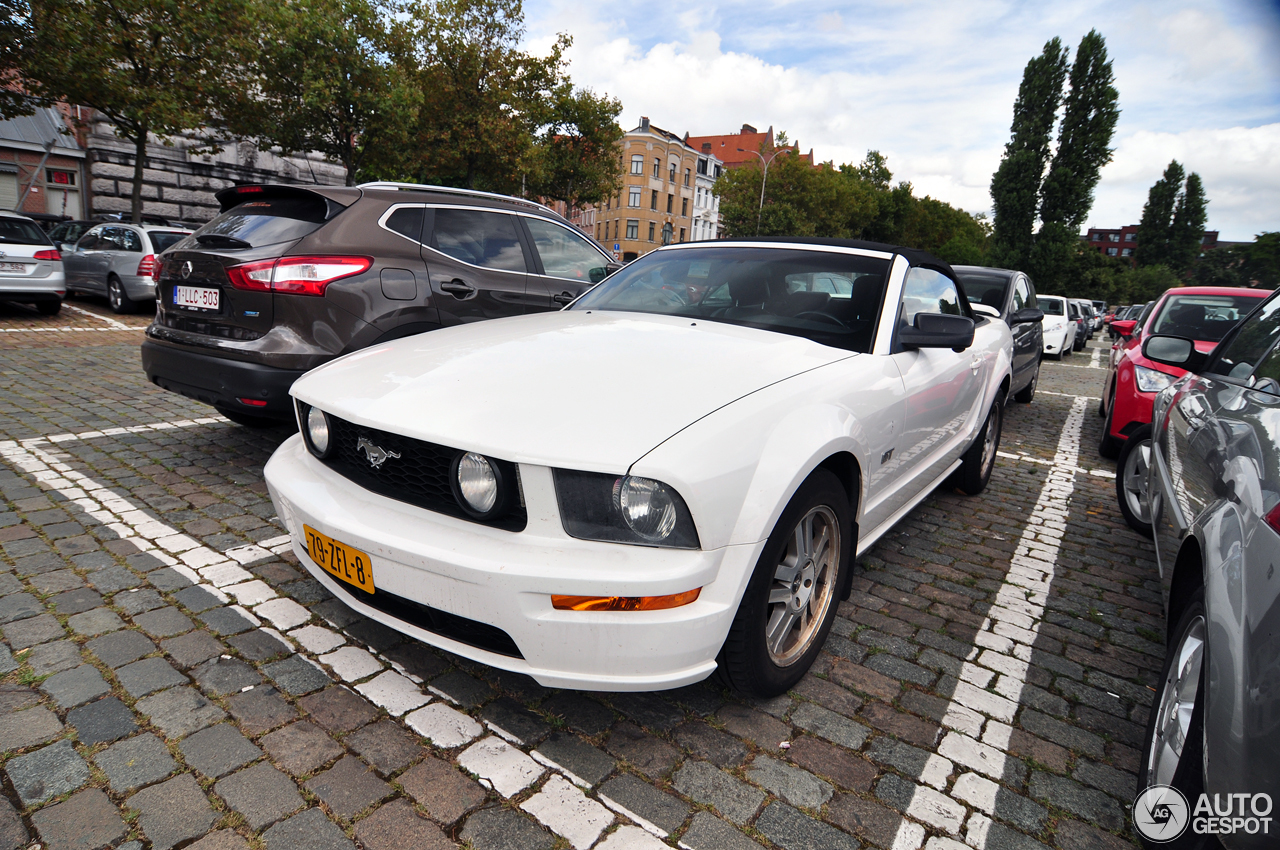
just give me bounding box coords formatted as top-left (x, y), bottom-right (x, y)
top-left (738, 147), bottom-right (789, 236)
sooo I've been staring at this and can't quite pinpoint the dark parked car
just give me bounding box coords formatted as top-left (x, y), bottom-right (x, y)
top-left (1132, 290), bottom-right (1280, 849)
top-left (954, 265), bottom-right (1044, 403)
top-left (1066, 299), bottom-right (1088, 351)
top-left (48, 220), bottom-right (98, 250)
top-left (142, 183), bottom-right (619, 427)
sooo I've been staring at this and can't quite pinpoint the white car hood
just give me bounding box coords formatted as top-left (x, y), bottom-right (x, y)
top-left (292, 310), bottom-right (855, 471)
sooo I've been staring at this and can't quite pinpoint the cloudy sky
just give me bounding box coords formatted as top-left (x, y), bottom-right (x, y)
top-left (524, 0), bottom-right (1280, 241)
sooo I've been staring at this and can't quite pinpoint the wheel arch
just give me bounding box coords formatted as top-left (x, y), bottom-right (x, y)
top-left (816, 451), bottom-right (862, 601)
top-left (1167, 534), bottom-right (1204, 644)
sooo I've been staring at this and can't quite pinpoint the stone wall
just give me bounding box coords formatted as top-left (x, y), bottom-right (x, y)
top-left (85, 117), bottom-right (347, 224)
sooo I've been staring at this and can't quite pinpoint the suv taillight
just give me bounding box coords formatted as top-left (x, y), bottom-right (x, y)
top-left (226, 256), bottom-right (372, 296)
top-left (33, 249), bottom-right (60, 261)
top-left (137, 254), bottom-right (156, 278)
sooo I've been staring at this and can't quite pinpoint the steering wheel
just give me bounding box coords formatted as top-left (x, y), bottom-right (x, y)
top-left (794, 311), bottom-right (847, 329)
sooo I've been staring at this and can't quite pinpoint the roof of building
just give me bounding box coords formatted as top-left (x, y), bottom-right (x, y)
top-left (686, 125), bottom-right (775, 166)
top-left (0, 107), bottom-right (80, 151)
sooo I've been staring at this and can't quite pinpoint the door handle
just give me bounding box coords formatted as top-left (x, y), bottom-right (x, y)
top-left (552, 291), bottom-right (575, 305)
top-left (440, 279), bottom-right (476, 297)
top-left (971, 355), bottom-right (982, 374)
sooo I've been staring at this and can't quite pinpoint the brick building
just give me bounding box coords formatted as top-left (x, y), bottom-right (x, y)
top-left (0, 106), bottom-right (345, 225)
top-left (685, 124), bottom-right (814, 170)
top-left (1085, 224), bottom-right (1221, 263)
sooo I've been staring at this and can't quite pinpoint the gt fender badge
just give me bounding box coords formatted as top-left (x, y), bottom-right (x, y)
top-left (357, 436), bottom-right (400, 469)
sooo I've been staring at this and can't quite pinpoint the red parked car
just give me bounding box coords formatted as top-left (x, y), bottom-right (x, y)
top-left (1099, 286), bottom-right (1267, 458)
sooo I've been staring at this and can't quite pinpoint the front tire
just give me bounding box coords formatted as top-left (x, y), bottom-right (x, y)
top-left (108, 275), bottom-right (137, 314)
top-left (1099, 389), bottom-right (1122, 459)
top-left (952, 397), bottom-right (1002, 496)
top-left (717, 468), bottom-right (850, 698)
top-left (1136, 589), bottom-right (1209, 850)
top-left (1116, 424), bottom-right (1154, 536)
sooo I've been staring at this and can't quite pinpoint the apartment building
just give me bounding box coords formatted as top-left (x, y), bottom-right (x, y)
top-left (1085, 225), bottom-right (1221, 262)
top-left (596, 117), bottom-right (705, 262)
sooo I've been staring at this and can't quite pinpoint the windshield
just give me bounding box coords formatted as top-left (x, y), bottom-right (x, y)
top-left (1039, 297), bottom-right (1065, 316)
top-left (191, 197), bottom-right (329, 249)
top-left (569, 246), bottom-right (892, 353)
top-left (0, 218), bottom-right (52, 246)
top-left (148, 231), bottom-right (190, 253)
top-left (955, 273), bottom-right (1008, 313)
top-left (1150, 293), bottom-right (1266, 343)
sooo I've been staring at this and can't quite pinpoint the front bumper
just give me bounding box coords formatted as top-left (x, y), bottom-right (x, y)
top-left (141, 338), bottom-right (304, 419)
top-left (264, 435), bottom-right (760, 690)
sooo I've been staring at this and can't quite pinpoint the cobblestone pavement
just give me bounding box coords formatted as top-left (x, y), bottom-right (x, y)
top-left (0, 313), bottom-right (1157, 850)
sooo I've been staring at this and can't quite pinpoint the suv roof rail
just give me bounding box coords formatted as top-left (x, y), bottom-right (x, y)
top-left (356, 182), bottom-right (558, 217)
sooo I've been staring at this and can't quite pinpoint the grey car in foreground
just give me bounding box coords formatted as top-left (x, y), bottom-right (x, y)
top-left (1137, 289), bottom-right (1280, 849)
top-left (63, 222), bottom-right (193, 313)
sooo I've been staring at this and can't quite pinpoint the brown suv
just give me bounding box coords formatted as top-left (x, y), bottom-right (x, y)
top-left (142, 182), bottom-right (618, 426)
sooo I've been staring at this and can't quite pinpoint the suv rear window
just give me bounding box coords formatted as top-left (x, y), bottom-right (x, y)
top-left (195, 197), bottom-right (329, 248)
top-left (148, 231), bottom-right (190, 253)
top-left (0, 218), bottom-right (51, 245)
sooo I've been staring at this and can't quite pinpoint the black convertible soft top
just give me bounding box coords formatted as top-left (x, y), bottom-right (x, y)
top-left (709, 237), bottom-right (957, 280)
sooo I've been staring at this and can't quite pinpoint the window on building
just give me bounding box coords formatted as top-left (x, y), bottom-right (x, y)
top-left (46, 170), bottom-right (75, 186)
top-left (714, 165), bottom-right (722, 178)
top-left (681, 198), bottom-right (688, 216)
top-left (648, 221), bottom-right (655, 242)
top-left (595, 223), bottom-right (601, 241)
top-left (628, 187), bottom-right (641, 207)
top-left (697, 158), bottom-right (707, 175)
top-left (653, 158), bottom-right (660, 178)
top-left (605, 197), bottom-right (610, 211)
top-left (626, 220), bottom-right (639, 240)
top-left (651, 190), bottom-right (658, 210)
top-left (669, 163), bottom-right (676, 183)
top-left (1107, 247), bottom-right (1118, 256)
top-left (1121, 248), bottom-right (1132, 257)
top-left (1125, 233), bottom-right (1137, 242)
top-left (630, 155), bottom-right (643, 175)
top-left (684, 169), bottom-right (691, 187)
top-left (679, 227), bottom-right (685, 242)
top-left (1201, 234), bottom-right (1213, 244)
top-left (667, 194), bottom-right (673, 213)
top-left (613, 220), bottom-right (619, 241)
top-left (1109, 234), bottom-right (1120, 242)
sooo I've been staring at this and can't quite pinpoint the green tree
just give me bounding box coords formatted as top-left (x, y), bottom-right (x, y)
top-left (988, 38), bottom-right (1068, 268)
top-left (1168, 172), bottom-right (1208, 271)
top-left (1038, 30), bottom-right (1120, 231)
top-left (524, 85), bottom-right (623, 208)
top-left (227, 0), bottom-right (412, 186)
top-left (1135, 161), bottom-right (1185, 268)
top-left (1243, 232), bottom-right (1280, 288)
top-left (18, 0), bottom-right (257, 220)
top-left (0, 0), bottom-right (35, 120)
top-left (1193, 246), bottom-right (1245, 287)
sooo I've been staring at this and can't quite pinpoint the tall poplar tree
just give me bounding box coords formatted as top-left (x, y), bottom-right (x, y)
top-left (988, 38), bottom-right (1068, 268)
top-left (1168, 172), bottom-right (1208, 271)
top-left (1135, 161), bottom-right (1189, 269)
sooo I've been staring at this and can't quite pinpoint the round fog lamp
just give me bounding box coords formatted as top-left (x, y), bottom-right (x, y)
top-left (306, 407), bottom-right (330, 456)
top-left (613, 476), bottom-right (677, 541)
top-left (457, 452), bottom-right (498, 514)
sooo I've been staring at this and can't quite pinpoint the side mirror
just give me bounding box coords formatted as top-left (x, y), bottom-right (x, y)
top-left (1143, 334), bottom-right (1206, 374)
top-left (971, 303), bottom-right (999, 320)
top-left (1011, 307), bottom-right (1044, 325)
top-left (1111, 319), bottom-right (1137, 338)
top-left (900, 313), bottom-right (975, 351)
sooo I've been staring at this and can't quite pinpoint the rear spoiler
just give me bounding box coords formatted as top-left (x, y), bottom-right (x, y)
top-left (214, 184), bottom-right (360, 219)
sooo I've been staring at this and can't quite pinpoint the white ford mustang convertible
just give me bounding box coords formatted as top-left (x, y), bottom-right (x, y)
top-left (265, 239), bottom-right (1015, 696)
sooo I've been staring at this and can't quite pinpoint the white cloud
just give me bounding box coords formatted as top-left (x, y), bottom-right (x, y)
top-left (525, 0), bottom-right (1280, 240)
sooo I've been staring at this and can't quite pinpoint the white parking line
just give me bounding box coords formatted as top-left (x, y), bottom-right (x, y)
top-left (996, 449), bottom-right (1115, 479)
top-left (0, 326), bottom-right (143, 334)
top-left (891, 396), bottom-right (1090, 848)
top-left (62, 303), bottom-right (135, 330)
top-left (1039, 390), bottom-right (1101, 401)
top-left (19, 416), bottom-right (227, 446)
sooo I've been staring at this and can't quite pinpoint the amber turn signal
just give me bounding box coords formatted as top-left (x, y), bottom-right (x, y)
top-left (551, 588), bottom-right (701, 611)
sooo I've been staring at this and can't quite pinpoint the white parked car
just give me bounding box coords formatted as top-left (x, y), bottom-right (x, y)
top-left (265, 240), bottom-right (1014, 696)
top-left (1037, 295), bottom-right (1074, 360)
top-left (0, 211), bottom-right (65, 315)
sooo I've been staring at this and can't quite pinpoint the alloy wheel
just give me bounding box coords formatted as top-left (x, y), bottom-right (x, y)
top-left (980, 404), bottom-right (1001, 478)
top-left (765, 505), bottom-right (839, 666)
top-left (1146, 614), bottom-right (1205, 787)
top-left (1121, 437), bottom-right (1153, 525)
top-left (109, 279), bottom-right (122, 310)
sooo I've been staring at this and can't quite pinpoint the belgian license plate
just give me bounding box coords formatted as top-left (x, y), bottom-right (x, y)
top-left (304, 525), bottom-right (374, 593)
top-left (174, 285), bottom-right (219, 310)
top-left (0, 262), bottom-right (26, 273)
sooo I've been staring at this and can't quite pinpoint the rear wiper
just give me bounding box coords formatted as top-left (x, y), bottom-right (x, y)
top-left (195, 233), bottom-right (252, 249)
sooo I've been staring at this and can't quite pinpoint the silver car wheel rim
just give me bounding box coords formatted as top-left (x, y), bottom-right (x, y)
top-left (1147, 614), bottom-right (1205, 787)
top-left (1122, 439), bottom-right (1153, 524)
top-left (766, 505), bottom-right (838, 666)
top-left (109, 280), bottom-right (120, 309)
top-left (980, 405), bottom-right (1001, 476)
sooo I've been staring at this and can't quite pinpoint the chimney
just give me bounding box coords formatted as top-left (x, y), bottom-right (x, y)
top-left (701, 142), bottom-right (711, 153)
top-left (640, 116), bottom-right (650, 131)
top-left (741, 124), bottom-right (757, 134)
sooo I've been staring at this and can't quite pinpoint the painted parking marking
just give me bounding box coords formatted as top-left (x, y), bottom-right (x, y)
top-left (892, 395), bottom-right (1090, 848)
top-left (1090, 346), bottom-right (1102, 369)
top-left (62, 302), bottom-right (136, 330)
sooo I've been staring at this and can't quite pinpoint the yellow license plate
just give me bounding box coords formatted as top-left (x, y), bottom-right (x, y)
top-left (304, 525), bottom-right (374, 593)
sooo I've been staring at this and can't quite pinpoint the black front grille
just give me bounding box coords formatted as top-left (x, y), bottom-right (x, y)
top-left (339, 581), bottom-right (523, 659)
top-left (318, 412), bottom-right (527, 532)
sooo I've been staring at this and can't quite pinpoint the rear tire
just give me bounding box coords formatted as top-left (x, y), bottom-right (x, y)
top-left (35, 299), bottom-right (61, 316)
top-left (952, 397), bottom-right (1002, 496)
top-left (1116, 424), bottom-right (1154, 536)
top-left (1014, 357), bottom-right (1039, 403)
top-left (717, 468), bottom-right (850, 698)
top-left (1135, 588), bottom-right (1209, 850)
top-left (108, 275), bottom-right (137, 314)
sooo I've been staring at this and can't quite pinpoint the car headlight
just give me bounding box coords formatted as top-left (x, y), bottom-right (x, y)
top-left (1135, 364), bottom-right (1177, 393)
top-left (298, 402), bottom-right (332, 459)
top-left (553, 469), bottom-right (700, 549)
top-left (451, 451), bottom-right (516, 521)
